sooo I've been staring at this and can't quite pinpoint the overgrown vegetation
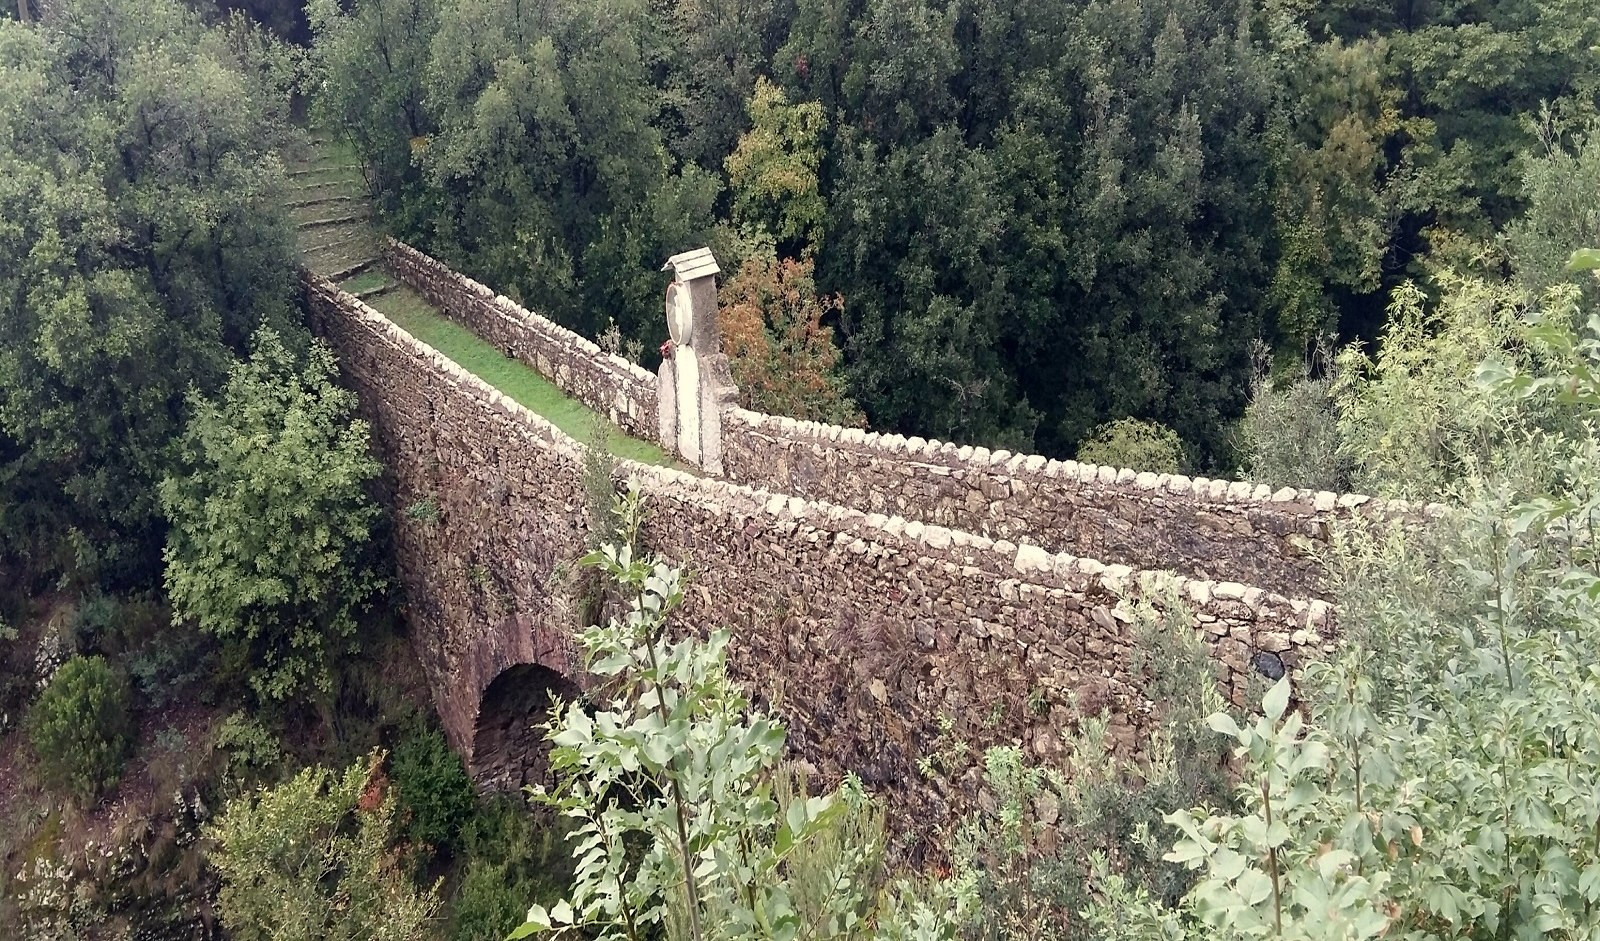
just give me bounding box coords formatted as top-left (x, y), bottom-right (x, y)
top-left (208, 753), bottom-right (439, 940)
top-left (518, 486), bottom-right (967, 941)
top-left (447, 797), bottom-right (574, 941)
top-left (0, 4), bottom-right (574, 936)
top-left (1236, 345), bottom-right (1350, 493)
top-left (26, 656), bottom-right (134, 803)
top-left (160, 328), bottom-right (384, 703)
top-left (1074, 420), bottom-right (1187, 474)
top-left (390, 717), bottom-right (475, 854)
top-left (1040, 256), bottom-right (1600, 938)
top-left (1242, 129), bottom-right (1600, 498)
top-left (0, 0), bottom-right (301, 588)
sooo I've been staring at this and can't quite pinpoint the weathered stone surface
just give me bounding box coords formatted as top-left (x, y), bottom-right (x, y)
top-left (718, 411), bottom-right (1421, 601)
top-left (386, 240), bottom-right (659, 442)
top-left (304, 267), bottom-right (1350, 862)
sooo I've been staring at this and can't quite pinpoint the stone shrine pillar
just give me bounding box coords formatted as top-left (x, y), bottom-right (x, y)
top-left (657, 248), bottom-right (735, 474)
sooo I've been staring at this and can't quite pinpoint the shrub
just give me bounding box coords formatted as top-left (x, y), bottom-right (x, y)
top-left (447, 798), bottom-right (572, 941)
top-left (160, 327), bottom-right (384, 703)
top-left (452, 858), bottom-right (537, 941)
top-left (214, 711), bottom-right (284, 791)
top-left (208, 753), bottom-right (438, 941)
top-left (1508, 118), bottom-right (1600, 304)
top-left (390, 716), bottom-right (474, 854)
top-left (403, 499), bottom-right (440, 523)
top-left (580, 419), bottom-right (622, 551)
top-left (1236, 341), bottom-right (1351, 491)
top-left (719, 248), bottom-right (866, 426)
top-left (27, 655), bottom-right (134, 802)
top-left (1331, 274), bottom-right (1564, 499)
top-left (1075, 418), bottom-right (1186, 473)
top-left (72, 593), bottom-right (213, 707)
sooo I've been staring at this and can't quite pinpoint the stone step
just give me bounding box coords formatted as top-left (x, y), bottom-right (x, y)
top-left (287, 193), bottom-right (361, 210)
top-left (289, 176), bottom-right (351, 192)
top-left (300, 231), bottom-right (372, 258)
top-left (303, 242), bottom-right (378, 279)
top-left (297, 212), bottom-right (370, 231)
top-left (352, 282), bottom-right (396, 302)
top-left (288, 163), bottom-right (362, 178)
top-left (327, 258), bottom-right (381, 282)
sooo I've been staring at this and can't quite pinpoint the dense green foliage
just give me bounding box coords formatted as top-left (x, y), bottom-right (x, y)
top-left (215, 711), bottom-right (287, 791)
top-left (0, 3), bottom-right (561, 938)
top-left (306, 0), bottom-right (1599, 466)
top-left (519, 488), bottom-right (965, 941)
top-left (1508, 122), bottom-right (1600, 306)
top-left (1099, 459), bottom-right (1600, 936)
top-left (1307, 1), bottom-right (1600, 248)
top-left (160, 329), bottom-right (383, 703)
top-left (1236, 354), bottom-right (1350, 492)
top-left (1240, 273), bottom-right (1585, 500)
top-left (390, 717), bottom-right (475, 853)
top-left (447, 797), bottom-right (573, 941)
top-left (1074, 420), bottom-right (1187, 474)
top-left (207, 753), bottom-right (439, 941)
top-left (26, 655), bottom-right (134, 802)
top-left (0, 1), bottom-right (300, 586)
top-left (1242, 115), bottom-right (1600, 498)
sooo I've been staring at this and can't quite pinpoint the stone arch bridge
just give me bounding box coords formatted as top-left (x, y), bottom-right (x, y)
top-left (305, 242), bottom-right (1426, 852)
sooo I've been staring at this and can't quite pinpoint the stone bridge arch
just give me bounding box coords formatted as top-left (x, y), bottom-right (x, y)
top-left (471, 662), bottom-right (582, 793)
top-left (459, 613), bottom-right (587, 795)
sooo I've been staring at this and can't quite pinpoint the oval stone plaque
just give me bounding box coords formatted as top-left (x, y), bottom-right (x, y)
top-left (666, 282), bottom-right (693, 347)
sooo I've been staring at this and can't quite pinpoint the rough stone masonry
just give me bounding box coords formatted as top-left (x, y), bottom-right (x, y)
top-left (306, 260), bottom-right (1361, 860)
top-left (385, 239), bottom-right (1433, 602)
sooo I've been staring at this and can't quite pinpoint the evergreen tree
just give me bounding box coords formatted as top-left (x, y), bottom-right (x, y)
top-left (0, 0), bottom-right (299, 586)
top-left (160, 329), bottom-right (383, 703)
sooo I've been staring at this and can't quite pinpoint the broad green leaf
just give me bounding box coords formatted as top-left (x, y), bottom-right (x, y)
top-left (550, 899), bottom-right (573, 924)
top-left (513, 905), bottom-right (552, 937)
top-left (1568, 248), bottom-right (1600, 272)
top-left (1235, 869), bottom-right (1273, 906)
top-left (1262, 676), bottom-right (1291, 723)
top-left (1206, 712), bottom-right (1243, 739)
top-left (1164, 839), bottom-right (1208, 865)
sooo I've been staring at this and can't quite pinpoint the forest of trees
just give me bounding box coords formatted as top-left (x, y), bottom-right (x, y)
top-left (306, 0), bottom-right (1600, 466)
top-left (3, 0), bottom-right (1600, 937)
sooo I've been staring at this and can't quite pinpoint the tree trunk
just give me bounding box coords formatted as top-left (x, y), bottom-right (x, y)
top-left (16, 0), bottom-right (31, 24)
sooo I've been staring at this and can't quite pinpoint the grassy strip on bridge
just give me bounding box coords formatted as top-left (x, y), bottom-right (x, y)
top-left (366, 286), bottom-right (675, 466)
top-left (287, 132), bottom-right (673, 467)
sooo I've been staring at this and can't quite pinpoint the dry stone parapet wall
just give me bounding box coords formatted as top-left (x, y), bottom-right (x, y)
top-left (385, 239), bottom-right (659, 441)
top-left (721, 410), bottom-right (1434, 600)
top-left (306, 272), bottom-right (1338, 857)
top-left (385, 240), bottom-right (1424, 601)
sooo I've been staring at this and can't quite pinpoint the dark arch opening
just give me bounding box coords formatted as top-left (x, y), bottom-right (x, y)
top-left (471, 663), bottom-right (582, 795)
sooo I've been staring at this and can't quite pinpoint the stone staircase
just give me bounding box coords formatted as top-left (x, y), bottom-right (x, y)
top-left (284, 133), bottom-right (396, 303)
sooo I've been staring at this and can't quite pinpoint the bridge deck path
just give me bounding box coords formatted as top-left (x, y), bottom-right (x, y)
top-left (284, 134), bottom-right (674, 466)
